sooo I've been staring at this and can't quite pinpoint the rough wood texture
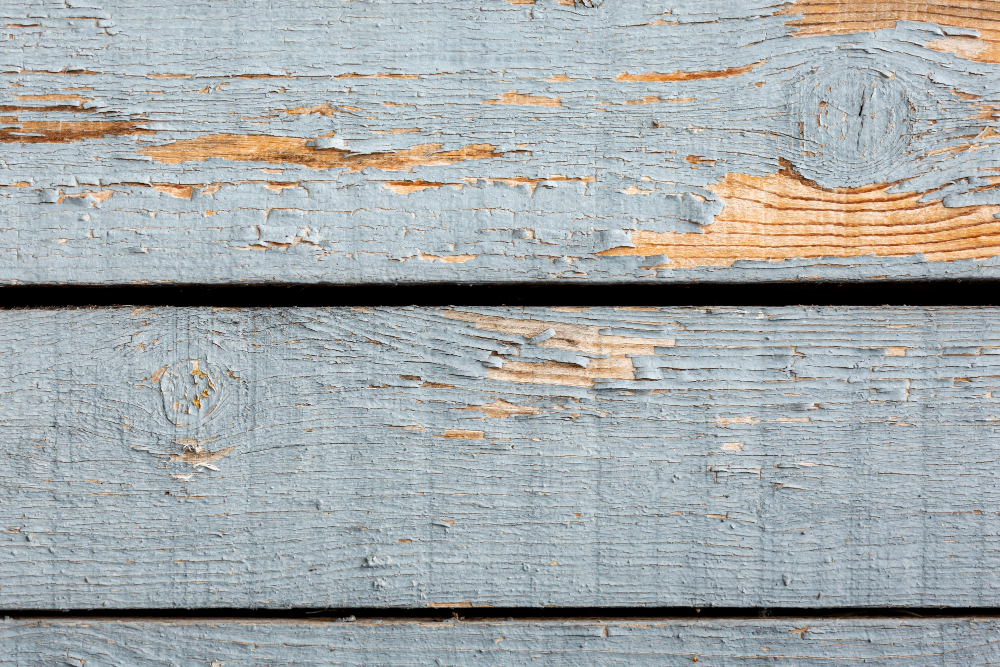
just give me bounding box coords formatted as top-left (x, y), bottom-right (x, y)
top-left (3, 306), bottom-right (1000, 609)
top-left (2, 1), bottom-right (1000, 284)
top-left (5, 617), bottom-right (1000, 665)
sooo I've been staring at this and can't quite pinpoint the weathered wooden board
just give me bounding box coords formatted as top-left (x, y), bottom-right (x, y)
top-left (2, 1), bottom-right (1000, 284)
top-left (3, 306), bottom-right (1000, 609)
top-left (5, 617), bottom-right (1000, 665)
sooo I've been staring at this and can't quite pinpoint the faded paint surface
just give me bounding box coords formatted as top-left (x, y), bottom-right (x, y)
top-left (1, 1), bottom-right (1000, 283)
top-left (4, 617), bottom-right (1000, 665)
top-left (2, 306), bottom-right (1000, 608)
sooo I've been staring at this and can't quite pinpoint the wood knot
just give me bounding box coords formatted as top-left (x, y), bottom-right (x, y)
top-left (783, 65), bottom-right (912, 188)
top-left (158, 358), bottom-right (227, 428)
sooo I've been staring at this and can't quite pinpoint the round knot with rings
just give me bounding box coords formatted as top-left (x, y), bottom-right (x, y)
top-left (159, 358), bottom-right (227, 429)
top-left (782, 63), bottom-right (912, 189)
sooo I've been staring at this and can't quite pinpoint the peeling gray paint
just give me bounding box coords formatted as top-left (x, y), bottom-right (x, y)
top-left (1, 1), bottom-right (999, 283)
top-left (3, 307), bottom-right (1000, 609)
top-left (4, 617), bottom-right (1000, 665)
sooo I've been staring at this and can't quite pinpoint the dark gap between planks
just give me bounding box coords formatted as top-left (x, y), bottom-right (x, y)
top-left (0, 280), bottom-right (997, 308)
top-left (7, 608), bottom-right (1000, 621)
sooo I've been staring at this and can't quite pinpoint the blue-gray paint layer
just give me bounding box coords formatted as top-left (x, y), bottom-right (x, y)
top-left (2, 307), bottom-right (1000, 608)
top-left (1, 1), bottom-right (1000, 284)
top-left (4, 617), bottom-right (1000, 665)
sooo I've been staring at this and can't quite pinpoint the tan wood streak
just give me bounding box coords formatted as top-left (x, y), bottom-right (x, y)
top-left (483, 91), bottom-right (562, 107)
top-left (333, 73), bottom-right (420, 79)
top-left (488, 358), bottom-right (636, 388)
top-left (441, 309), bottom-right (675, 388)
top-left (14, 93), bottom-right (91, 106)
top-left (779, 0), bottom-right (1000, 63)
top-left (0, 120), bottom-right (153, 143)
top-left (152, 183), bottom-right (196, 199)
top-left (440, 429), bottom-right (484, 439)
top-left (417, 253), bottom-right (477, 263)
top-left (283, 103), bottom-right (343, 116)
top-left (142, 135), bottom-right (501, 172)
top-left (615, 61), bottom-right (764, 83)
top-left (381, 175), bottom-right (595, 196)
top-left (382, 180), bottom-right (460, 194)
top-left (598, 169), bottom-right (1000, 268)
top-left (460, 399), bottom-right (542, 419)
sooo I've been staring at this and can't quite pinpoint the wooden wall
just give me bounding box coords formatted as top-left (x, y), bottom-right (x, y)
top-left (3, 1), bottom-right (1000, 663)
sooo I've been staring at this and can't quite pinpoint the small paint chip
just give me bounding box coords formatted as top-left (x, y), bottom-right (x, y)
top-left (418, 253), bottom-right (477, 263)
top-left (716, 416), bottom-right (761, 426)
top-left (441, 429), bottom-right (484, 439)
top-left (461, 399), bottom-right (541, 419)
top-left (152, 183), bottom-right (195, 199)
top-left (483, 90), bottom-right (562, 108)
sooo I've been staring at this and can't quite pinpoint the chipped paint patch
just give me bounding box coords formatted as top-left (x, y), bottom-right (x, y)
top-left (15, 93), bottom-right (91, 106)
top-left (0, 120), bottom-right (152, 143)
top-left (283, 103), bottom-right (344, 116)
top-left (462, 174), bottom-right (594, 196)
top-left (418, 253), bottom-right (477, 263)
top-left (440, 429), bottom-right (484, 439)
top-left (382, 180), bottom-right (461, 194)
top-left (153, 183), bottom-right (195, 199)
top-left (59, 189), bottom-right (114, 206)
top-left (927, 36), bottom-right (1000, 64)
top-left (442, 309), bottom-right (675, 388)
top-left (169, 444), bottom-right (236, 470)
top-left (779, 0), bottom-right (1000, 63)
top-left (619, 185), bottom-right (655, 195)
top-left (483, 91), bottom-right (562, 107)
top-left (334, 73), bottom-right (419, 79)
top-left (716, 416), bottom-right (761, 426)
top-left (626, 96), bottom-right (664, 105)
top-left (142, 135), bottom-right (502, 172)
top-left (599, 170), bottom-right (1000, 268)
top-left (461, 400), bottom-right (542, 419)
top-left (615, 61), bottom-right (763, 83)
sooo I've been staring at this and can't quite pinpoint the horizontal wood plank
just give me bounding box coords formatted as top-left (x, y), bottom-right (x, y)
top-left (2, 1), bottom-right (1000, 284)
top-left (3, 307), bottom-right (1000, 608)
top-left (4, 617), bottom-right (1000, 665)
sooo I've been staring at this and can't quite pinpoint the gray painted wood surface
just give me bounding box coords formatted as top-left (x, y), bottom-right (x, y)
top-left (3, 1), bottom-right (1000, 284)
top-left (3, 306), bottom-right (1000, 609)
top-left (5, 617), bottom-right (1000, 665)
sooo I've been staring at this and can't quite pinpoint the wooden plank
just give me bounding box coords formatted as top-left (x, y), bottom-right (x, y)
top-left (3, 306), bottom-right (1000, 609)
top-left (2, 1), bottom-right (1000, 284)
top-left (4, 617), bottom-right (1000, 665)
